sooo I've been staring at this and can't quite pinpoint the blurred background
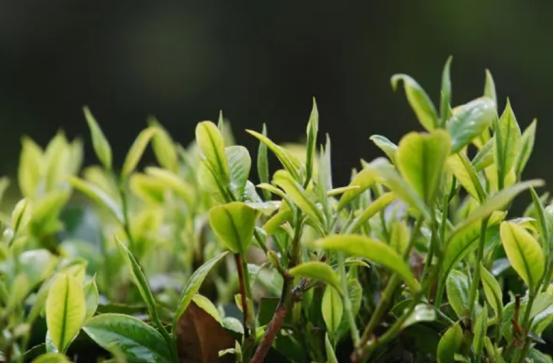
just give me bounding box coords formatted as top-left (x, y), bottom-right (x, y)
top-left (0, 0), bottom-right (551, 190)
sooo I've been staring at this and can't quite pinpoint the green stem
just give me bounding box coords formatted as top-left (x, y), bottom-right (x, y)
top-left (514, 290), bottom-right (536, 362)
top-left (353, 217), bottom-right (423, 361)
top-left (338, 253), bottom-right (360, 345)
top-left (467, 216), bottom-right (490, 317)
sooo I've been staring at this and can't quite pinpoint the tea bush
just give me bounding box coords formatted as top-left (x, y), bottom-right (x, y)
top-left (0, 59), bottom-right (552, 363)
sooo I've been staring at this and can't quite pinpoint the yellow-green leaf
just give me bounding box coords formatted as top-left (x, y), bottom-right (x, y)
top-left (246, 129), bottom-right (303, 182)
top-left (273, 169), bottom-right (324, 226)
top-left (446, 97), bottom-right (496, 153)
top-left (391, 74), bottom-right (438, 131)
top-left (312, 234), bottom-right (420, 292)
top-left (337, 167), bottom-right (380, 211)
top-left (149, 117), bottom-right (178, 172)
top-left (288, 261), bottom-right (342, 294)
top-left (122, 127), bottom-right (158, 177)
top-left (321, 286), bottom-right (343, 334)
top-left (46, 273), bottom-right (86, 353)
top-left (396, 130), bottom-right (451, 204)
top-left (83, 106), bottom-right (112, 170)
top-left (500, 221), bottom-right (545, 290)
top-left (208, 202), bottom-right (258, 254)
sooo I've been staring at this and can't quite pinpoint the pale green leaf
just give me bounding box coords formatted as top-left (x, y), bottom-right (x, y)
top-left (391, 74), bottom-right (438, 131)
top-left (149, 117), bottom-right (178, 172)
top-left (70, 177), bottom-right (123, 223)
top-left (480, 264), bottom-right (503, 317)
top-left (246, 129), bottom-right (303, 182)
top-left (472, 307), bottom-right (488, 357)
top-left (196, 121), bottom-right (230, 183)
top-left (273, 169), bottom-right (324, 226)
top-left (515, 119), bottom-right (536, 176)
top-left (208, 202), bottom-right (258, 254)
top-left (305, 98), bottom-right (319, 185)
top-left (446, 270), bottom-right (470, 319)
top-left (337, 167), bottom-right (380, 211)
top-left (18, 137), bottom-right (43, 198)
top-left (369, 134), bottom-right (397, 164)
top-left (288, 261), bottom-right (342, 293)
top-left (46, 273), bottom-right (86, 353)
top-left (122, 127), bottom-right (158, 177)
top-left (225, 145), bottom-right (251, 200)
top-left (83, 106), bottom-right (112, 170)
top-left (439, 56), bottom-right (453, 125)
top-left (446, 97), bottom-right (496, 153)
top-left (500, 221), bottom-right (545, 290)
top-left (494, 102), bottom-right (521, 188)
top-left (322, 286), bottom-right (343, 334)
top-left (312, 234), bottom-right (420, 292)
top-left (396, 129), bottom-right (451, 204)
top-left (483, 69), bottom-right (497, 105)
top-left (174, 252), bottom-right (228, 324)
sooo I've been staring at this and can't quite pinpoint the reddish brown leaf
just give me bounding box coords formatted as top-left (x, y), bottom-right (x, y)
top-left (176, 301), bottom-right (235, 362)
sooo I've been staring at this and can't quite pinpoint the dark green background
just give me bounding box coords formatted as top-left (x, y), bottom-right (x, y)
top-left (0, 1), bottom-right (551, 189)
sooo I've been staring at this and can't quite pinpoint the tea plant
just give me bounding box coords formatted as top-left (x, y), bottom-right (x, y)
top-left (0, 58), bottom-right (552, 363)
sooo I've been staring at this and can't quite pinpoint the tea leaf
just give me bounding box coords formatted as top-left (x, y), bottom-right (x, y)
top-left (446, 270), bottom-right (470, 319)
top-left (494, 102), bottom-right (521, 188)
top-left (83, 313), bottom-right (172, 362)
top-left (149, 117), bottom-right (178, 172)
top-left (322, 286), bottom-right (343, 334)
top-left (396, 130), bottom-right (451, 204)
top-left (174, 252), bottom-right (229, 322)
top-left (246, 128), bottom-right (303, 182)
top-left (324, 333), bottom-right (338, 362)
top-left (305, 98), bottom-right (319, 185)
top-left (446, 97), bottom-right (496, 153)
top-left (288, 261), bottom-right (342, 293)
top-left (472, 307), bottom-right (488, 357)
top-left (70, 177), bottom-right (123, 223)
top-left (371, 158), bottom-right (430, 219)
top-left (447, 153), bottom-right (484, 201)
top-left (480, 265), bottom-right (503, 317)
top-left (440, 211), bottom-right (505, 290)
top-left (32, 353), bottom-right (70, 363)
top-left (18, 137), bottom-right (43, 198)
top-left (83, 277), bottom-right (99, 320)
top-left (225, 145), bottom-right (251, 200)
top-left (257, 123), bottom-right (271, 200)
top-left (273, 169), bottom-right (324, 226)
top-left (122, 126), bottom-right (158, 177)
top-left (515, 119), bottom-right (536, 176)
top-left (439, 56), bottom-right (453, 125)
top-left (144, 167), bottom-right (195, 206)
top-left (196, 121), bottom-right (230, 183)
top-left (117, 240), bottom-right (167, 335)
top-left (208, 202), bottom-right (258, 254)
top-left (369, 134), bottom-right (397, 164)
top-left (500, 221), bottom-right (545, 290)
top-left (391, 74), bottom-right (438, 131)
top-left (401, 303), bottom-right (435, 329)
top-left (483, 69), bottom-right (497, 105)
top-left (337, 167), bottom-right (380, 211)
top-left (312, 234), bottom-right (420, 292)
top-left (46, 273), bottom-right (86, 353)
top-left (437, 323), bottom-right (463, 362)
top-left (455, 180), bottom-right (543, 229)
top-left (83, 106), bottom-right (112, 170)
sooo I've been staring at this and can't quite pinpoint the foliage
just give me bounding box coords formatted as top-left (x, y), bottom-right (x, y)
top-left (0, 59), bottom-right (551, 363)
